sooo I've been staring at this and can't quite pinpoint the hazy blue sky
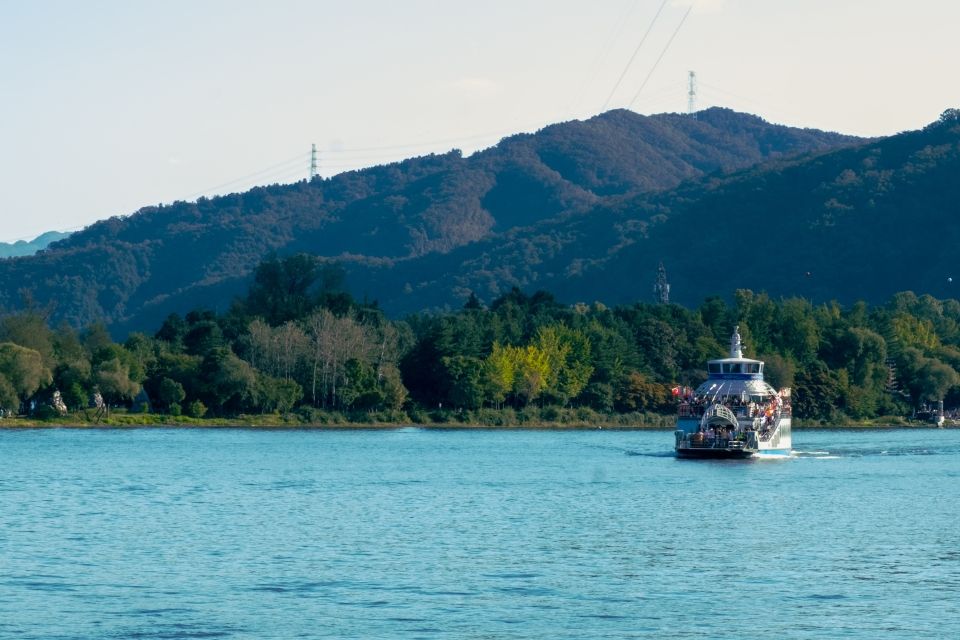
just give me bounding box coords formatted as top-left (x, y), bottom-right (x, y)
top-left (1, 0), bottom-right (957, 242)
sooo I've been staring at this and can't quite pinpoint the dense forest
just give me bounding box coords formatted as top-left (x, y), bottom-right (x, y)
top-left (0, 108), bottom-right (859, 334)
top-left (2, 253), bottom-right (959, 426)
top-left (349, 108), bottom-right (960, 312)
top-left (5, 109), bottom-right (959, 332)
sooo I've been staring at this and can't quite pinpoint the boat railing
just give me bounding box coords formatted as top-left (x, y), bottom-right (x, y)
top-left (677, 403), bottom-right (703, 418)
top-left (700, 403), bottom-right (738, 430)
top-left (678, 401), bottom-right (792, 420)
top-left (758, 411), bottom-right (783, 445)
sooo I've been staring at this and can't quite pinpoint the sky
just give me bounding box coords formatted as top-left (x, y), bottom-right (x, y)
top-left (1, 0), bottom-right (958, 243)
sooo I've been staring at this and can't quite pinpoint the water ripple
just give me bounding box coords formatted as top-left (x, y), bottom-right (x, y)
top-left (1, 427), bottom-right (959, 638)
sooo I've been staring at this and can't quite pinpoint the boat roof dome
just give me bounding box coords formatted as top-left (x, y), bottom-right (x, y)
top-left (695, 378), bottom-right (777, 397)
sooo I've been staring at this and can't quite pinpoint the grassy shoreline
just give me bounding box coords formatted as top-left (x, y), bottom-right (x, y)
top-left (0, 410), bottom-right (944, 429)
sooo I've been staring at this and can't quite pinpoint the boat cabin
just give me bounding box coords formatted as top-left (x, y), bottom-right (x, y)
top-left (675, 326), bottom-right (790, 424)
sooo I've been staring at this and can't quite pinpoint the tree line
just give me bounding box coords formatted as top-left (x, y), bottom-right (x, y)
top-left (1, 254), bottom-right (958, 424)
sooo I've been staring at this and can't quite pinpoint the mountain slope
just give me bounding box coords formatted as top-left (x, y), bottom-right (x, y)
top-left (0, 108), bottom-right (858, 332)
top-left (350, 111), bottom-right (959, 313)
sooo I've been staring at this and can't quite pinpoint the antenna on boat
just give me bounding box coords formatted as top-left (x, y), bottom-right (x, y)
top-left (730, 326), bottom-right (743, 359)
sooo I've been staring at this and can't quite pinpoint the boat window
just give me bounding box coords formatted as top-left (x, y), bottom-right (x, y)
top-left (746, 363), bottom-right (760, 374)
top-left (730, 363), bottom-right (742, 373)
top-left (708, 363), bottom-right (721, 373)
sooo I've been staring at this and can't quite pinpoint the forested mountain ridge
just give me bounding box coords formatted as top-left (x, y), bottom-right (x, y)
top-left (349, 110), bottom-right (960, 313)
top-left (0, 108), bottom-right (859, 334)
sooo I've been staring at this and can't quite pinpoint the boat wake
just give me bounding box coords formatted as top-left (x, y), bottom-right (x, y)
top-left (789, 445), bottom-right (960, 459)
top-left (750, 451), bottom-right (796, 460)
top-left (789, 450), bottom-right (838, 459)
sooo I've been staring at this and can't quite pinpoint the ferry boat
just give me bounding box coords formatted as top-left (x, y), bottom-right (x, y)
top-left (674, 327), bottom-right (792, 458)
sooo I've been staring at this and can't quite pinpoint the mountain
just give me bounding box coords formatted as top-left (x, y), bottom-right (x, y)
top-left (0, 108), bottom-right (862, 333)
top-left (353, 110), bottom-right (960, 313)
top-left (0, 231), bottom-right (72, 258)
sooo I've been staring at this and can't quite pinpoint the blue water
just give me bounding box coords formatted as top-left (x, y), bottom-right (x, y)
top-left (1, 428), bottom-right (959, 639)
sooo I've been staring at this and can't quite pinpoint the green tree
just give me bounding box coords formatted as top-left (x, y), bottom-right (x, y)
top-left (0, 342), bottom-right (52, 405)
top-left (242, 254), bottom-right (350, 325)
top-left (93, 356), bottom-right (141, 411)
top-left (183, 314), bottom-right (225, 356)
top-left (890, 314), bottom-right (940, 353)
top-left (199, 348), bottom-right (259, 414)
top-left (794, 362), bottom-right (845, 422)
top-left (157, 377), bottom-right (186, 414)
top-left (535, 325), bottom-right (593, 405)
top-left (762, 353), bottom-right (796, 391)
top-left (61, 382), bottom-right (87, 412)
top-left (82, 322), bottom-right (115, 358)
top-left (483, 342), bottom-right (515, 409)
top-left (0, 374), bottom-right (19, 414)
top-left (379, 364), bottom-right (408, 411)
top-left (255, 375), bottom-right (303, 413)
top-left (185, 399), bottom-right (207, 418)
top-left (511, 344), bottom-right (551, 405)
top-left (0, 311), bottom-right (55, 369)
top-left (339, 359), bottom-right (383, 410)
top-left (615, 371), bottom-right (669, 412)
top-left (777, 298), bottom-right (820, 364)
top-left (442, 355), bottom-right (486, 410)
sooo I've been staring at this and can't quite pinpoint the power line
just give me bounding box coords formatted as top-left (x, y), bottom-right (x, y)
top-left (627, 3), bottom-right (694, 110)
top-left (132, 104), bottom-right (642, 216)
top-left (696, 81), bottom-right (803, 122)
top-left (321, 128), bottom-right (522, 156)
top-left (322, 138), bottom-right (502, 162)
top-left (182, 152), bottom-right (309, 201)
top-left (177, 127), bottom-right (508, 204)
top-left (601, 0), bottom-right (670, 112)
top-left (564, 0), bottom-right (644, 117)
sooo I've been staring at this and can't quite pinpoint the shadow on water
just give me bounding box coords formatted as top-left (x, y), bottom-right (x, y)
top-left (625, 450), bottom-right (675, 458)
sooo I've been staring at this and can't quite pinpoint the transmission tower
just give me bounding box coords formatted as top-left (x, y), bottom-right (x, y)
top-left (687, 71), bottom-right (697, 117)
top-left (310, 143), bottom-right (318, 180)
top-left (654, 261), bottom-right (671, 304)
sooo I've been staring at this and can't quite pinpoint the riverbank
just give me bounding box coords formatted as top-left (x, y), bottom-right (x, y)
top-left (0, 408), bottom-right (942, 429)
top-left (0, 406), bottom-right (668, 429)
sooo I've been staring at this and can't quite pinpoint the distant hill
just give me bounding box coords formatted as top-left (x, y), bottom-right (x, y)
top-left (353, 110), bottom-right (959, 313)
top-left (0, 231), bottom-right (71, 258)
top-left (0, 108), bottom-right (862, 333)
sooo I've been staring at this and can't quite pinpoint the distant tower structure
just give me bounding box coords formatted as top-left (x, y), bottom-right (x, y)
top-left (687, 71), bottom-right (697, 117)
top-left (310, 143), bottom-right (318, 180)
top-left (654, 261), bottom-right (671, 304)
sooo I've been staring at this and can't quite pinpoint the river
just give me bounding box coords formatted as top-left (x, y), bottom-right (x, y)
top-left (1, 427), bottom-right (958, 638)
